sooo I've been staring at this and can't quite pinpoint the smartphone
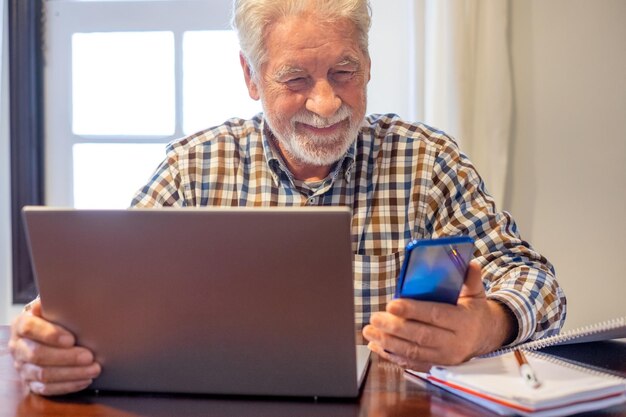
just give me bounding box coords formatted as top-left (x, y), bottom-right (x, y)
top-left (395, 236), bottom-right (475, 305)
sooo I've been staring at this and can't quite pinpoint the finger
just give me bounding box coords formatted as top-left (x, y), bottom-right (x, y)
top-left (458, 260), bottom-right (486, 298)
top-left (12, 338), bottom-right (94, 367)
top-left (368, 311), bottom-right (454, 349)
top-left (18, 361), bottom-right (101, 385)
top-left (12, 314), bottom-right (75, 348)
top-left (367, 340), bottom-right (396, 360)
top-left (367, 340), bottom-right (414, 368)
top-left (385, 298), bottom-right (460, 330)
top-left (367, 341), bottom-right (433, 371)
top-left (364, 321), bottom-right (451, 364)
top-left (29, 379), bottom-right (94, 396)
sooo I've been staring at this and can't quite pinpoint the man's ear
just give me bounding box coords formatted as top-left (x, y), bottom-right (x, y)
top-left (240, 52), bottom-right (260, 101)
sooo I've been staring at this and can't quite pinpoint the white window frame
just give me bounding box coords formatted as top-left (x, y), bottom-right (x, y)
top-left (43, 0), bottom-right (233, 206)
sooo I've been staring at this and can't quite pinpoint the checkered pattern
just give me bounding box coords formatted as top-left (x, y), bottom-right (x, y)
top-left (132, 113), bottom-right (566, 344)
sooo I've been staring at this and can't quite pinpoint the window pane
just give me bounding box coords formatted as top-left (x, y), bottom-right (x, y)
top-left (183, 30), bottom-right (262, 135)
top-left (73, 143), bottom-right (165, 209)
top-left (72, 32), bottom-right (175, 136)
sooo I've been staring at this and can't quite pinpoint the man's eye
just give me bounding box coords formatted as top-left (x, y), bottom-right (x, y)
top-left (333, 71), bottom-right (356, 82)
top-left (285, 77), bottom-right (308, 87)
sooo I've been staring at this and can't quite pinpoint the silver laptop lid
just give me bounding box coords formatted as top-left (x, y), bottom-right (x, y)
top-left (23, 206), bottom-right (369, 398)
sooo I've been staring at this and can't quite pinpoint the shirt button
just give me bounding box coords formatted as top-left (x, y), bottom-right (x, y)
top-left (307, 197), bottom-right (318, 205)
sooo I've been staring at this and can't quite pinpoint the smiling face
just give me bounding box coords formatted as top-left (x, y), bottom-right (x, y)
top-left (240, 12), bottom-right (371, 178)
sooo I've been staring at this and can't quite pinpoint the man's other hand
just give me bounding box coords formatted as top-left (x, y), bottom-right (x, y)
top-left (362, 260), bottom-right (515, 370)
top-left (8, 298), bottom-right (101, 395)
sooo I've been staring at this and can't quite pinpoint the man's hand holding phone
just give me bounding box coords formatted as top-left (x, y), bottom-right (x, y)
top-left (362, 237), bottom-right (516, 371)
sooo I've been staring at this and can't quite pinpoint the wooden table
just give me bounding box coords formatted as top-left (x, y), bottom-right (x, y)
top-left (2, 326), bottom-right (625, 417)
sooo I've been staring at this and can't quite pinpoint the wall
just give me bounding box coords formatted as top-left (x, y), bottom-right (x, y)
top-left (367, 0), bottom-right (414, 118)
top-left (507, 0), bottom-right (626, 330)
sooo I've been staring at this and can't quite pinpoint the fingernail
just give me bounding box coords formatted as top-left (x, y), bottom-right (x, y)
top-left (367, 341), bottom-right (381, 353)
top-left (30, 381), bottom-right (45, 394)
top-left (361, 326), bottom-right (372, 339)
top-left (387, 300), bottom-right (404, 315)
top-left (363, 325), bottom-right (379, 340)
top-left (89, 363), bottom-right (101, 377)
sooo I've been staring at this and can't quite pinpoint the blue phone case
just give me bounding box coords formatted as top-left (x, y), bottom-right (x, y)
top-left (395, 236), bottom-right (475, 304)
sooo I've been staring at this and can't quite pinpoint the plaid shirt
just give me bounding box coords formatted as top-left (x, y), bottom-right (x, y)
top-left (132, 113), bottom-right (566, 344)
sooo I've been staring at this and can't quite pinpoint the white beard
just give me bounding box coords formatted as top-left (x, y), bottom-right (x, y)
top-left (264, 104), bottom-right (363, 167)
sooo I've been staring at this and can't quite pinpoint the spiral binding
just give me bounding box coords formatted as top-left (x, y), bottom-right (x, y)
top-left (527, 350), bottom-right (626, 381)
top-left (483, 316), bottom-right (626, 358)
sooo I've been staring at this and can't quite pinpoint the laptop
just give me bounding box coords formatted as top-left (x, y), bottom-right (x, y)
top-left (22, 206), bottom-right (370, 398)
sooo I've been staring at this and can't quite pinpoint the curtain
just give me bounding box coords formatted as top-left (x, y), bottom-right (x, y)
top-left (413, 0), bottom-right (512, 207)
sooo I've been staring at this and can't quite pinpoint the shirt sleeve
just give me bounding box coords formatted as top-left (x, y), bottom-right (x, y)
top-left (424, 136), bottom-right (566, 345)
top-left (130, 147), bottom-right (186, 208)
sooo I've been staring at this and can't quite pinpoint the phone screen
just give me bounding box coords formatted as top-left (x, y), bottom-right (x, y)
top-left (396, 236), bottom-right (474, 304)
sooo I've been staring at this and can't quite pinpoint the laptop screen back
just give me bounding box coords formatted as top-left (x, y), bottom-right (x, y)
top-left (23, 206), bottom-right (366, 397)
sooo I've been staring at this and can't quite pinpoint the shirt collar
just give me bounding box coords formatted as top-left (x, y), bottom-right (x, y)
top-left (260, 120), bottom-right (283, 185)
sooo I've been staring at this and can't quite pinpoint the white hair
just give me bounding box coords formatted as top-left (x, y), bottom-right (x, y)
top-left (232, 0), bottom-right (371, 77)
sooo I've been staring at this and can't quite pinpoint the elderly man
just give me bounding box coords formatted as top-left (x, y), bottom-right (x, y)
top-left (9, 0), bottom-right (565, 396)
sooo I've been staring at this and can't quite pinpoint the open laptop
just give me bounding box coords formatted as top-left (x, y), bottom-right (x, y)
top-left (22, 206), bottom-right (370, 398)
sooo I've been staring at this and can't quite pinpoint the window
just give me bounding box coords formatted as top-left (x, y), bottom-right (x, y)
top-left (44, 0), bottom-right (261, 208)
top-left (71, 31), bottom-right (176, 137)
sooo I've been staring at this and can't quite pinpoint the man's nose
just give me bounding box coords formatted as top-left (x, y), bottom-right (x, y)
top-left (305, 80), bottom-right (342, 118)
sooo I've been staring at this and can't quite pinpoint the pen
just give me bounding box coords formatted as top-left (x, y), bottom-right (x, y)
top-left (514, 349), bottom-right (541, 389)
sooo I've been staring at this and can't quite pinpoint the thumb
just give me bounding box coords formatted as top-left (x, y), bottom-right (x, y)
top-left (458, 260), bottom-right (485, 299)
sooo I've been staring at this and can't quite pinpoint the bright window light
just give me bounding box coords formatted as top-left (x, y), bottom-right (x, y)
top-left (73, 143), bottom-right (166, 208)
top-left (182, 30), bottom-right (262, 135)
top-left (72, 32), bottom-right (175, 136)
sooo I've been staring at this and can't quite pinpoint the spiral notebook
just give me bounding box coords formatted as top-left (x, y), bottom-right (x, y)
top-left (407, 317), bottom-right (626, 417)
top-left (488, 316), bottom-right (626, 355)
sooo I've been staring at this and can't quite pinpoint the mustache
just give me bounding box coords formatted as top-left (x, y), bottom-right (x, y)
top-left (290, 105), bottom-right (352, 128)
